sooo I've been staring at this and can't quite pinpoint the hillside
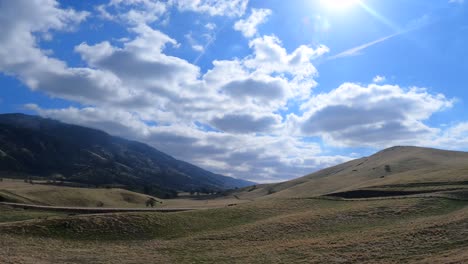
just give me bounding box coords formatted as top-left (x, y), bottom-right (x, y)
top-left (1, 196), bottom-right (467, 263)
top-left (235, 146), bottom-right (468, 199)
top-left (0, 113), bottom-right (252, 196)
top-left (1, 146), bottom-right (468, 263)
top-left (0, 179), bottom-right (158, 208)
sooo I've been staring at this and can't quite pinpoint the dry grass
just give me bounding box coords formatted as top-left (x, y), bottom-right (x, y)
top-left (234, 146), bottom-right (468, 200)
top-left (0, 179), bottom-right (155, 208)
top-left (1, 197), bottom-right (467, 263)
top-left (0, 178), bottom-right (251, 209)
top-left (2, 146), bottom-right (468, 263)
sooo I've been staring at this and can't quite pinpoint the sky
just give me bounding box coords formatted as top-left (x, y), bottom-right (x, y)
top-left (1, 0), bottom-right (468, 183)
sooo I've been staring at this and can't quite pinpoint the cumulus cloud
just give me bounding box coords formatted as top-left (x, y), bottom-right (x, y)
top-left (1, 0), bottom-right (340, 183)
top-left (75, 25), bottom-right (199, 101)
top-left (211, 113), bottom-right (281, 134)
top-left (234, 8), bottom-right (272, 38)
top-left (296, 83), bottom-right (454, 147)
top-left (221, 77), bottom-right (288, 104)
top-left (0, 0), bottom-right (128, 106)
top-left (28, 104), bottom-right (350, 182)
top-left (10, 0), bottom-right (464, 184)
top-left (244, 35), bottom-right (329, 98)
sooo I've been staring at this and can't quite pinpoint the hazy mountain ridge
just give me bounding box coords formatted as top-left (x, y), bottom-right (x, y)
top-left (0, 113), bottom-right (253, 196)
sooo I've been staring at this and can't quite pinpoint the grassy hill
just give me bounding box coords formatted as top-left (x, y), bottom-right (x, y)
top-left (1, 146), bottom-right (468, 263)
top-left (234, 146), bottom-right (468, 200)
top-left (0, 179), bottom-right (157, 208)
top-left (0, 178), bottom-right (251, 209)
top-left (1, 196), bottom-right (467, 263)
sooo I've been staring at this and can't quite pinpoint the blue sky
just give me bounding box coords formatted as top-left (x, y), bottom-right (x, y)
top-left (1, 0), bottom-right (467, 183)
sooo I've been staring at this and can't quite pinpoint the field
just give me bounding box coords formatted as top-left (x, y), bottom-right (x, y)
top-left (2, 147), bottom-right (468, 263)
top-left (0, 179), bottom-right (248, 209)
top-left (1, 196), bottom-right (467, 263)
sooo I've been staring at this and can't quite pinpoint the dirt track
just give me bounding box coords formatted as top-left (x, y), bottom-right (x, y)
top-left (0, 202), bottom-right (196, 213)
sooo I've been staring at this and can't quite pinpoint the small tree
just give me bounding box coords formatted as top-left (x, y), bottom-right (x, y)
top-left (384, 165), bottom-right (392, 173)
top-left (146, 197), bottom-right (157, 208)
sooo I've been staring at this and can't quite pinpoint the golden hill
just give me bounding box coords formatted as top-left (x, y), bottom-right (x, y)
top-left (236, 146), bottom-right (468, 199)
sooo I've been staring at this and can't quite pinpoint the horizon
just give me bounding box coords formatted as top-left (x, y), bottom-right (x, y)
top-left (1, 0), bottom-right (468, 183)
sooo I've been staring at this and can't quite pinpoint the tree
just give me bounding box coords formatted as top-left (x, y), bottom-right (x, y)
top-left (384, 165), bottom-right (392, 173)
top-left (145, 197), bottom-right (159, 208)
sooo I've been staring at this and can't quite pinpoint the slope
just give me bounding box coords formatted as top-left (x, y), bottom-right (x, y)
top-left (0, 113), bottom-right (253, 196)
top-left (235, 146), bottom-right (468, 199)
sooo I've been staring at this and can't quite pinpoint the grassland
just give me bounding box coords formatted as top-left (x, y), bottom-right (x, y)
top-left (2, 146), bottom-right (468, 263)
top-left (0, 179), bottom-right (156, 208)
top-left (0, 205), bottom-right (66, 223)
top-left (0, 178), bottom-right (249, 209)
top-left (1, 195), bottom-right (467, 263)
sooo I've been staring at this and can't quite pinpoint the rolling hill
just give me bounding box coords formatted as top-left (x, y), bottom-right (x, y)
top-left (0, 113), bottom-right (253, 197)
top-left (1, 146), bottom-right (468, 263)
top-left (235, 146), bottom-right (468, 199)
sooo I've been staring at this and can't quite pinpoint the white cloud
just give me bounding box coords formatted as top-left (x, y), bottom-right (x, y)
top-left (10, 0), bottom-right (465, 184)
top-left (185, 32), bottom-right (205, 52)
top-left (174, 0), bottom-right (248, 17)
top-left (28, 104), bottom-right (351, 182)
top-left (244, 35), bottom-right (329, 98)
top-left (373, 75), bottom-right (386, 83)
top-left (99, 0), bottom-right (169, 24)
top-left (295, 83), bottom-right (454, 147)
top-left (211, 113), bottom-right (281, 134)
top-left (234, 8), bottom-right (272, 38)
top-left (205, 23), bottom-right (216, 30)
top-left (0, 0), bottom-right (339, 183)
top-left (0, 0), bottom-right (128, 106)
top-left (449, 0), bottom-right (464, 4)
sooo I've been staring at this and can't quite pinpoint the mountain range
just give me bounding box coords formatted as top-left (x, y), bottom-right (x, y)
top-left (0, 113), bottom-right (253, 197)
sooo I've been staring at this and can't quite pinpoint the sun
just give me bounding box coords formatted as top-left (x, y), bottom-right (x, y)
top-left (321, 0), bottom-right (361, 11)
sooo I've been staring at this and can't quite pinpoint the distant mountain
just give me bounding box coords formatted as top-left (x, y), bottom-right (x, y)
top-left (0, 113), bottom-right (253, 197)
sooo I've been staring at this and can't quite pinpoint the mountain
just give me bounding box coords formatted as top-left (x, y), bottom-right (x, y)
top-left (0, 113), bottom-right (253, 197)
top-left (236, 146), bottom-right (468, 199)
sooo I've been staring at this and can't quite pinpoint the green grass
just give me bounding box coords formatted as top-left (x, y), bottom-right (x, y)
top-left (1, 196), bottom-right (468, 263)
top-left (0, 205), bottom-right (66, 223)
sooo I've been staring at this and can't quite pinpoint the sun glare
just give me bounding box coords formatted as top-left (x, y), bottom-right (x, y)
top-left (321, 0), bottom-right (360, 11)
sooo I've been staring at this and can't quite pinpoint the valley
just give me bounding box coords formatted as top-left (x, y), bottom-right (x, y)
top-left (1, 146), bottom-right (468, 263)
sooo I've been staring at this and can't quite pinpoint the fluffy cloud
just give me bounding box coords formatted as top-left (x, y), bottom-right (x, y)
top-left (75, 25), bottom-right (200, 102)
top-left (1, 0), bottom-right (339, 183)
top-left (234, 8), bottom-right (272, 38)
top-left (28, 104), bottom-right (350, 182)
top-left (8, 0), bottom-right (465, 184)
top-left (211, 113), bottom-right (281, 134)
top-left (0, 0), bottom-right (129, 106)
top-left (244, 35), bottom-right (329, 98)
top-left (296, 83), bottom-right (454, 147)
